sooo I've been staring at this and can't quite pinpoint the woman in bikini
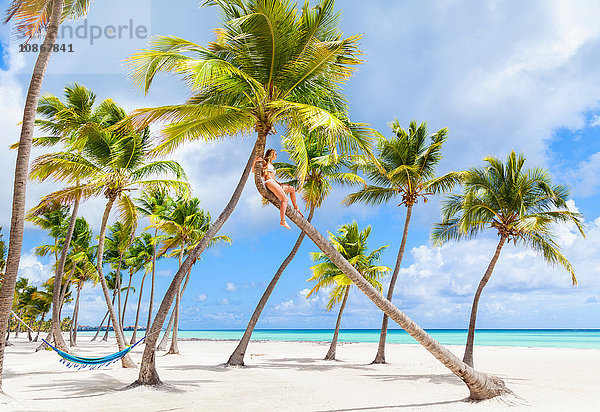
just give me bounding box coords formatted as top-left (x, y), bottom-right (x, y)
top-left (253, 148), bottom-right (304, 229)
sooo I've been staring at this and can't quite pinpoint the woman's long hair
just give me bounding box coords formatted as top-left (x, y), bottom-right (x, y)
top-left (262, 148), bottom-right (276, 179)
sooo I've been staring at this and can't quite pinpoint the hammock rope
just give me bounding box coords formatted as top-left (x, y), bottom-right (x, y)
top-left (10, 310), bottom-right (155, 370)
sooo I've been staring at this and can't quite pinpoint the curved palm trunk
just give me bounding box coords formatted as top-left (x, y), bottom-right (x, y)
top-left (0, 0), bottom-right (65, 390)
top-left (252, 135), bottom-right (508, 400)
top-left (15, 310), bottom-right (21, 338)
top-left (145, 228), bottom-right (158, 333)
top-left (51, 196), bottom-right (81, 353)
top-left (70, 286), bottom-right (81, 347)
top-left (157, 307), bottom-right (175, 351)
top-left (115, 254), bottom-right (124, 336)
top-left (372, 203), bottom-right (413, 364)
top-left (122, 271), bottom-right (133, 328)
top-left (325, 286), bottom-right (349, 361)
top-left (92, 311), bottom-right (108, 341)
top-left (227, 206), bottom-right (316, 366)
top-left (130, 271), bottom-right (147, 344)
top-left (33, 313), bottom-right (45, 342)
top-left (129, 140), bottom-right (259, 387)
top-left (96, 196), bottom-right (135, 368)
top-left (27, 317), bottom-right (34, 341)
top-left (167, 248), bottom-right (185, 355)
top-left (463, 236), bottom-right (506, 368)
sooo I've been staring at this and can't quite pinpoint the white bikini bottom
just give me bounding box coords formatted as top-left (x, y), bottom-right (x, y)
top-left (264, 178), bottom-right (276, 184)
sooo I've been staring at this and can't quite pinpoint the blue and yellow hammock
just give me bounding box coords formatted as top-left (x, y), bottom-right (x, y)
top-left (12, 310), bottom-right (147, 370)
top-left (41, 336), bottom-right (146, 370)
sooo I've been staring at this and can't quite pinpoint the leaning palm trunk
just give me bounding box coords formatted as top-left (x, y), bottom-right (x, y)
top-left (130, 271), bottom-right (147, 344)
top-left (27, 317), bottom-right (34, 341)
top-left (252, 135), bottom-right (508, 400)
top-left (15, 310), bottom-right (21, 338)
top-left (227, 206), bottom-right (316, 366)
top-left (92, 311), bottom-right (108, 341)
top-left (167, 248), bottom-right (185, 355)
top-left (0, 0), bottom-right (65, 390)
top-left (129, 141), bottom-right (258, 387)
top-left (51, 196), bottom-right (81, 352)
top-left (157, 307), bottom-right (175, 351)
top-left (115, 255), bottom-right (124, 335)
top-left (122, 271), bottom-right (133, 328)
top-left (33, 313), bottom-right (45, 342)
top-left (95, 196), bottom-right (136, 368)
top-left (145, 228), bottom-right (158, 333)
top-left (372, 203), bottom-right (413, 364)
top-left (463, 237), bottom-right (506, 368)
top-left (325, 286), bottom-right (349, 361)
top-left (70, 287), bottom-right (81, 347)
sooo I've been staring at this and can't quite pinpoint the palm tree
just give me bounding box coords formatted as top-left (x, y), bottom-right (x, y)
top-left (309, 222), bottom-right (389, 360)
top-left (432, 151), bottom-right (584, 367)
top-left (30, 100), bottom-right (188, 367)
top-left (30, 284), bottom-right (53, 342)
top-left (136, 189), bottom-right (174, 334)
top-left (104, 221), bottom-right (134, 335)
top-left (24, 84), bottom-right (102, 352)
top-left (126, 0), bottom-right (372, 386)
top-left (156, 197), bottom-right (230, 354)
top-left (0, 1), bottom-right (91, 388)
top-left (66, 218), bottom-right (97, 346)
top-left (344, 119), bottom-right (462, 364)
top-left (125, 232), bottom-right (155, 344)
top-left (227, 134), bottom-right (363, 366)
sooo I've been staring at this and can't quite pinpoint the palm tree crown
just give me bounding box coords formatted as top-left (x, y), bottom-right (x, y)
top-left (308, 221), bottom-right (389, 309)
top-left (126, 0), bottom-right (372, 175)
top-left (344, 120), bottom-right (461, 208)
top-left (432, 150), bottom-right (584, 284)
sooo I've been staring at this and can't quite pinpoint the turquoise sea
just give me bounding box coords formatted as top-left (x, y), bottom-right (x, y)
top-left (81, 329), bottom-right (600, 349)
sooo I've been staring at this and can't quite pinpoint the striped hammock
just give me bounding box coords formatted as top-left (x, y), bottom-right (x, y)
top-left (11, 309), bottom-right (146, 370)
top-left (42, 336), bottom-right (146, 369)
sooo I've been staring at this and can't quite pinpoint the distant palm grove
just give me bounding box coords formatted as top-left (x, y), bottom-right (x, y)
top-left (0, 0), bottom-right (585, 402)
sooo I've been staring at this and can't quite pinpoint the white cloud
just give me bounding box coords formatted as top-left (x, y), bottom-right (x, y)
top-left (225, 282), bottom-right (237, 292)
top-left (590, 115), bottom-right (600, 127)
top-left (194, 293), bottom-right (207, 302)
top-left (567, 152), bottom-right (600, 197)
top-left (17, 251), bottom-right (53, 285)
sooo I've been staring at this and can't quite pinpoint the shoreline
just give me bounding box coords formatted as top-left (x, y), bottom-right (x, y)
top-left (2, 336), bottom-right (599, 411)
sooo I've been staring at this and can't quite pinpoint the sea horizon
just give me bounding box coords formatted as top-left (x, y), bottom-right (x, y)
top-left (78, 328), bottom-right (600, 350)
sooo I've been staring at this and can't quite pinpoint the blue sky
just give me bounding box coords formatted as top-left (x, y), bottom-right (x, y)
top-left (1, 0), bottom-right (599, 331)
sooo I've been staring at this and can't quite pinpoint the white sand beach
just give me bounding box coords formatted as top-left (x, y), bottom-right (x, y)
top-left (1, 337), bottom-right (599, 411)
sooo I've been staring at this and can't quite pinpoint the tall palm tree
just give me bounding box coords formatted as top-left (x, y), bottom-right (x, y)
top-left (156, 197), bottom-right (230, 354)
top-left (344, 119), bottom-right (462, 364)
top-left (136, 189), bottom-right (174, 334)
top-left (125, 232), bottom-right (155, 344)
top-left (24, 84), bottom-right (103, 352)
top-left (227, 134), bottom-right (363, 366)
top-left (104, 221), bottom-right (134, 335)
top-left (66, 218), bottom-right (97, 346)
top-left (432, 151), bottom-right (584, 367)
top-left (0, 1), bottom-right (91, 388)
top-left (30, 284), bottom-right (53, 342)
top-left (309, 222), bottom-right (389, 360)
top-left (126, 0), bottom-right (373, 386)
top-left (30, 100), bottom-right (188, 367)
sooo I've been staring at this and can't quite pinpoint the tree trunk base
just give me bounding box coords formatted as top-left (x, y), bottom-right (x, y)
top-left (466, 371), bottom-right (509, 401)
top-left (124, 379), bottom-right (164, 389)
top-left (5, 341), bottom-right (12, 347)
top-left (35, 341), bottom-right (48, 351)
top-left (370, 356), bottom-right (386, 364)
top-left (324, 353), bottom-right (336, 361)
top-left (121, 354), bottom-right (137, 369)
top-left (166, 349), bottom-right (179, 355)
top-left (226, 353), bottom-right (245, 367)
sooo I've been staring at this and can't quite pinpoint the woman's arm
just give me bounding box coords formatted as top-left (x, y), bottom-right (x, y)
top-left (252, 156), bottom-right (263, 174)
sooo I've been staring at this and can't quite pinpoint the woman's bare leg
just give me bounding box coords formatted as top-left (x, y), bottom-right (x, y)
top-left (282, 185), bottom-right (303, 216)
top-left (265, 181), bottom-right (290, 229)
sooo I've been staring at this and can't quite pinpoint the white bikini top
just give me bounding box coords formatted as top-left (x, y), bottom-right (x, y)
top-left (266, 163), bottom-right (275, 172)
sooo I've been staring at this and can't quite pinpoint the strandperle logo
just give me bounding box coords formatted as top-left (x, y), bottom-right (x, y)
top-left (16, 19), bottom-right (148, 45)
